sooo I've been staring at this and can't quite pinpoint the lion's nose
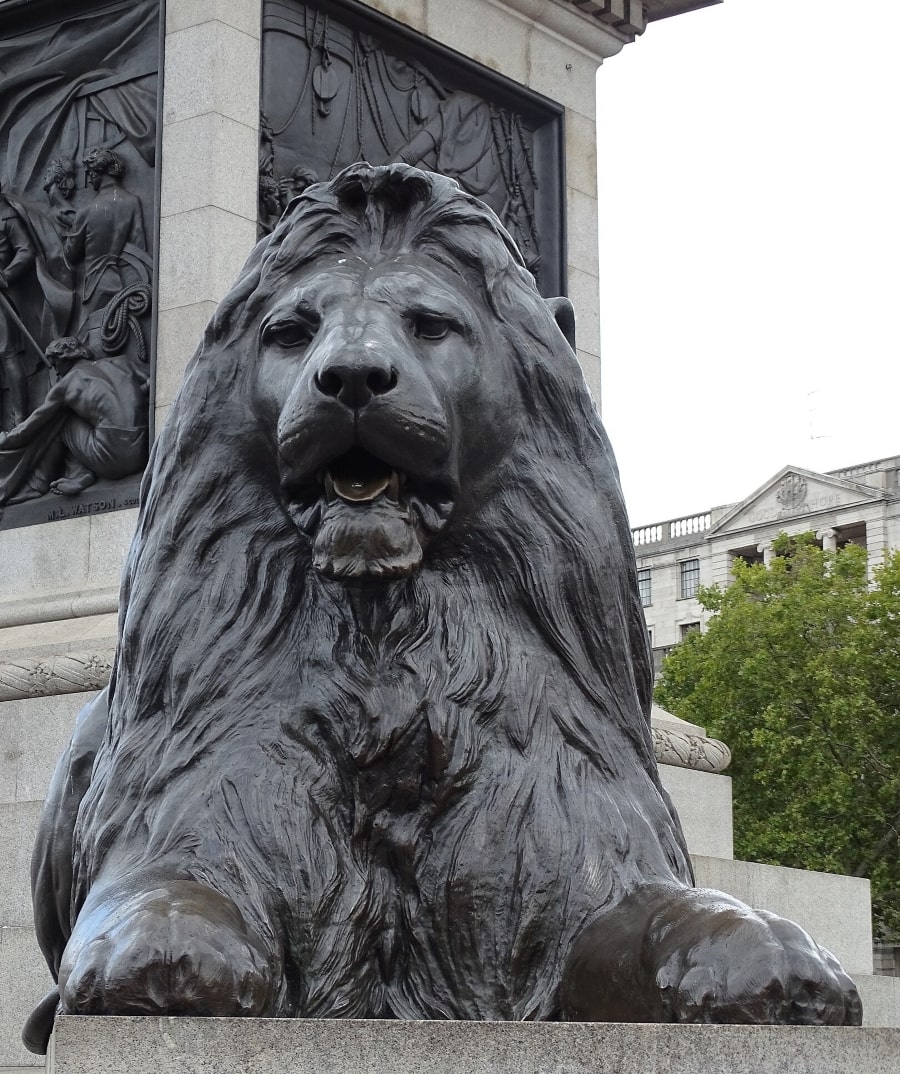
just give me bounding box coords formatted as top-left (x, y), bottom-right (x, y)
top-left (313, 355), bottom-right (398, 409)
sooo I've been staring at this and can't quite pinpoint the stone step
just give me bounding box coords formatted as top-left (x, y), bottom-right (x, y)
top-left (661, 766), bottom-right (733, 859)
top-left (48, 1017), bottom-right (900, 1074)
top-left (857, 975), bottom-right (900, 1028)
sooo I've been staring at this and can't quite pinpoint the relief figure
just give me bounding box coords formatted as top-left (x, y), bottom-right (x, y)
top-left (0, 336), bottom-right (148, 505)
top-left (65, 149), bottom-right (150, 340)
top-left (0, 0), bottom-right (158, 524)
top-left (0, 183), bottom-right (73, 431)
top-left (42, 159), bottom-right (77, 239)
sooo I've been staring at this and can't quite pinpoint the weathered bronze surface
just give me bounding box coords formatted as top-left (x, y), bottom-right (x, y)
top-left (0, 0), bottom-right (157, 527)
top-left (260, 0), bottom-right (564, 295)
top-left (26, 165), bottom-right (860, 1054)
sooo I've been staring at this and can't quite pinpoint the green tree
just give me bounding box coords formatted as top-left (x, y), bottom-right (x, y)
top-left (656, 534), bottom-right (900, 939)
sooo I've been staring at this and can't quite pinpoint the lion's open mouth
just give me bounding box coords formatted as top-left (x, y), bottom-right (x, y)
top-left (324, 446), bottom-right (402, 505)
top-left (281, 444), bottom-right (454, 579)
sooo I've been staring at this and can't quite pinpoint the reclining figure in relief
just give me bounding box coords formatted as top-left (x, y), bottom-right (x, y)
top-left (25, 164), bottom-right (860, 1053)
top-left (0, 336), bottom-right (148, 505)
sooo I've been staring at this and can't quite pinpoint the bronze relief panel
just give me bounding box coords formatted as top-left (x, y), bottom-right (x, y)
top-left (0, 0), bottom-right (159, 528)
top-left (260, 0), bottom-right (565, 296)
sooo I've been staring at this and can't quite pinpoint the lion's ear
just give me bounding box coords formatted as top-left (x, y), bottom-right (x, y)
top-left (545, 297), bottom-right (576, 352)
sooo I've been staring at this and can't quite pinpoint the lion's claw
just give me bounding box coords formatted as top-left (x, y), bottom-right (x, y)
top-left (652, 897), bottom-right (862, 1026)
top-left (562, 884), bottom-right (862, 1026)
top-left (59, 880), bottom-right (276, 1016)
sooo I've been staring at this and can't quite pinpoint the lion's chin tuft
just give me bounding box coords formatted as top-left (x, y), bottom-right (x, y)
top-left (312, 496), bottom-right (425, 578)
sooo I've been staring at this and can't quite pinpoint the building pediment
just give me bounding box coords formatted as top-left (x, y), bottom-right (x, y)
top-left (709, 466), bottom-right (887, 537)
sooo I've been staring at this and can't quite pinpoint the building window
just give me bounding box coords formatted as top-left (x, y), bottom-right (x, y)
top-left (637, 568), bottom-right (652, 607)
top-left (680, 622), bottom-right (701, 640)
top-left (679, 558), bottom-right (700, 599)
top-left (730, 545), bottom-right (764, 569)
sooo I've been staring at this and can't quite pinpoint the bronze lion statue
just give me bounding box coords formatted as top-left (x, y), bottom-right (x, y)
top-left (25, 164), bottom-right (860, 1052)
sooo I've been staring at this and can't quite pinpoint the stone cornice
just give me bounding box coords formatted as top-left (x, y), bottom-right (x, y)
top-left (498, 0), bottom-right (631, 57)
top-left (550, 0), bottom-right (722, 44)
top-left (643, 0), bottom-right (722, 23)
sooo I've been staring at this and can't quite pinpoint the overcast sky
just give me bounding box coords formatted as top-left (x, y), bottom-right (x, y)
top-left (596, 0), bottom-right (900, 526)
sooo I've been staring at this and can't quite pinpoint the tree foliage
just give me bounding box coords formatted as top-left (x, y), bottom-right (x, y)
top-left (656, 534), bottom-right (900, 939)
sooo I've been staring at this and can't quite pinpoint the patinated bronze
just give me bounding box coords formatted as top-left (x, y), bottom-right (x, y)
top-left (0, 337), bottom-right (148, 504)
top-left (26, 164), bottom-right (860, 1053)
top-left (0, 0), bottom-right (158, 527)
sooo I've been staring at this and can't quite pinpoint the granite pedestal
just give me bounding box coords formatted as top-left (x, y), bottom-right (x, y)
top-left (46, 1017), bottom-right (900, 1074)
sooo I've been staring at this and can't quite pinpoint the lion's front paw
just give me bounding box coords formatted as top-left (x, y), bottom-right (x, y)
top-left (59, 880), bottom-right (276, 1016)
top-left (652, 897), bottom-right (861, 1026)
top-left (562, 884), bottom-right (862, 1026)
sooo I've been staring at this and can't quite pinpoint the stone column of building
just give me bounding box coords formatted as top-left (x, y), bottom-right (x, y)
top-left (865, 514), bottom-right (888, 575)
top-left (757, 541), bottom-right (774, 566)
top-left (817, 527), bottom-right (837, 553)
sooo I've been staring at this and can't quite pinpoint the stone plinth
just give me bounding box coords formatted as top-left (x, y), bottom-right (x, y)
top-left (47, 1017), bottom-right (900, 1074)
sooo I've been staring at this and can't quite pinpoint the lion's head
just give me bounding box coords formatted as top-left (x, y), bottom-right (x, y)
top-left (207, 164), bottom-right (575, 580)
top-left (256, 171), bottom-right (520, 577)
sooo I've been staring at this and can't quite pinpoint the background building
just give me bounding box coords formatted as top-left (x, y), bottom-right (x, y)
top-left (632, 454), bottom-right (900, 677)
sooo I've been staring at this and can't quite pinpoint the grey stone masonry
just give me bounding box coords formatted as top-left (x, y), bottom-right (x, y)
top-left (47, 1017), bottom-right (900, 1074)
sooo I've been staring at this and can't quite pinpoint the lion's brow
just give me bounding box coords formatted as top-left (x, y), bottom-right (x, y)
top-left (267, 274), bottom-right (357, 319)
top-left (364, 272), bottom-right (469, 321)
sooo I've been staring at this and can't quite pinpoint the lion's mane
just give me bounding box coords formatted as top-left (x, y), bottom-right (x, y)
top-left (71, 165), bottom-right (691, 1019)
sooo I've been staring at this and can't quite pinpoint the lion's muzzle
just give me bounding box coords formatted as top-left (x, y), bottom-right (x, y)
top-left (269, 297), bottom-right (458, 579)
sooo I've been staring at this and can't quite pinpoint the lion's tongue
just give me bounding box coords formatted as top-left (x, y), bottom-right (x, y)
top-left (327, 449), bottom-right (397, 503)
top-left (331, 472), bottom-right (391, 503)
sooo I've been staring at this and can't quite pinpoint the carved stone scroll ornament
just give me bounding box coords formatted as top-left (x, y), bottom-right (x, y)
top-left (25, 165), bottom-right (860, 1055)
top-left (651, 725), bottom-right (732, 773)
top-left (0, 649), bottom-right (114, 703)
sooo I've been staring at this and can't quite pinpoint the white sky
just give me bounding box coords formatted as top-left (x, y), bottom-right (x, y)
top-left (596, 0), bottom-right (900, 526)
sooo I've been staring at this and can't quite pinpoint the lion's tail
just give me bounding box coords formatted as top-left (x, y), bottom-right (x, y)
top-left (22, 988), bottom-right (59, 1055)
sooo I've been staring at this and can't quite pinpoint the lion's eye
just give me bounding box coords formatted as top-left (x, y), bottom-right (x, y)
top-left (413, 315), bottom-right (451, 342)
top-left (264, 319), bottom-right (318, 348)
